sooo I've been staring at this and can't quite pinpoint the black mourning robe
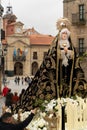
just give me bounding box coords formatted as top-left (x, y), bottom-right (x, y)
top-left (12, 35), bottom-right (87, 113)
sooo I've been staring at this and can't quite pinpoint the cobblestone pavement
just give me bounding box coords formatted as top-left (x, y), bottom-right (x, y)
top-left (0, 76), bottom-right (29, 116)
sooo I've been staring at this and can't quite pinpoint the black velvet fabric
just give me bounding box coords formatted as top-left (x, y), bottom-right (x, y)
top-left (12, 35), bottom-right (87, 114)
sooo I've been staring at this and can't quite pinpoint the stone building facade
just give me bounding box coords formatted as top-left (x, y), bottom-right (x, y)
top-left (63, 0), bottom-right (87, 54)
top-left (2, 5), bottom-right (54, 77)
top-left (63, 0), bottom-right (87, 79)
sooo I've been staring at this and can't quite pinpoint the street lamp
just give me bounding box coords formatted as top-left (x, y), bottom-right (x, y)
top-left (0, 0), bottom-right (4, 93)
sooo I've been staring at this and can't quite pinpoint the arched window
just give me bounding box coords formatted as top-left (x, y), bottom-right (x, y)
top-left (32, 62), bottom-right (38, 75)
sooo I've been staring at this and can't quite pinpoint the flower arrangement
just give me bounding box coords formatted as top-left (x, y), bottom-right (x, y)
top-left (13, 99), bottom-right (60, 130)
top-left (14, 110), bottom-right (48, 130)
top-left (28, 117), bottom-right (48, 130)
top-left (4, 96), bottom-right (87, 130)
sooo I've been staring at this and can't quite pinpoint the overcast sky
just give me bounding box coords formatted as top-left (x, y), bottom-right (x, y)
top-left (2, 0), bottom-right (63, 36)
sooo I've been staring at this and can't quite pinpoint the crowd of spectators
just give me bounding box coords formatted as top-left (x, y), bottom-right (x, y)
top-left (14, 76), bottom-right (33, 86)
top-left (1, 76), bottom-right (33, 112)
top-left (2, 85), bottom-right (22, 109)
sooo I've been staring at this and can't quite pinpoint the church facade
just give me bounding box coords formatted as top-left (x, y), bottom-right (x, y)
top-left (2, 5), bottom-right (54, 77)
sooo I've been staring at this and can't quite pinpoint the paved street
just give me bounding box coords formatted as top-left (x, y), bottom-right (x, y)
top-left (2, 77), bottom-right (29, 94)
top-left (0, 76), bottom-right (29, 116)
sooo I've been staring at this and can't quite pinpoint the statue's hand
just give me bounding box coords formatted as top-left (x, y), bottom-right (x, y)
top-left (64, 47), bottom-right (68, 54)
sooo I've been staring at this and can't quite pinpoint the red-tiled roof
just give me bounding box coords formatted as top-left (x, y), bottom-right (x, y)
top-left (29, 34), bottom-right (54, 45)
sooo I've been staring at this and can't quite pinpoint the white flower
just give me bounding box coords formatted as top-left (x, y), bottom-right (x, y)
top-left (40, 112), bottom-right (46, 117)
top-left (48, 113), bottom-right (53, 118)
top-left (44, 127), bottom-right (47, 130)
top-left (13, 114), bottom-right (18, 120)
top-left (26, 114), bottom-right (48, 130)
top-left (45, 99), bottom-right (57, 112)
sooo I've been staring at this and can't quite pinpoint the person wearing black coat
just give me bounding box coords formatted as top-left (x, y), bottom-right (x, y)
top-left (0, 109), bottom-right (36, 130)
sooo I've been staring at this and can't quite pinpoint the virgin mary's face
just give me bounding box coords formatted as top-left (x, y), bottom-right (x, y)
top-left (61, 32), bottom-right (68, 40)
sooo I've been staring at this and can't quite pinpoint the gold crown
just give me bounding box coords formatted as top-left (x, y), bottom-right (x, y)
top-left (56, 17), bottom-right (71, 31)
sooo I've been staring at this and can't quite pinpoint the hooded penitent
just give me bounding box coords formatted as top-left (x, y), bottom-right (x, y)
top-left (12, 18), bottom-right (87, 114)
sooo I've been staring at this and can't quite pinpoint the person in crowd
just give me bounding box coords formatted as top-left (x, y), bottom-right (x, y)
top-left (27, 77), bottom-right (31, 86)
top-left (3, 76), bottom-right (7, 86)
top-left (21, 77), bottom-right (24, 85)
top-left (5, 89), bottom-right (13, 108)
top-left (14, 77), bottom-right (17, 85)
top-left (2, 85), bottom-right (9, 97)
top-left (24, 76), bottom-right (27, 85)
top-left (12, 92), bottom-right (19, 104)
top-left (17, 76), bottom-right (20, 85)
top-left (0, 109), bottom-right (36, 130)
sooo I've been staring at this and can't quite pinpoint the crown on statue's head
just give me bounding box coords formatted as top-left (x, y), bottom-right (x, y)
top-left (56, 17), bottom-right (71, 32)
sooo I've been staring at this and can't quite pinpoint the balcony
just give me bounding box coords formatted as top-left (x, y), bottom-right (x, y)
top-left (72, 13), bottom-right (87, 25)
top-left (13, 55), bottom-right (26, 61)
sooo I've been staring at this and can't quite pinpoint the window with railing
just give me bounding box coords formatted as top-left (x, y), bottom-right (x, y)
top-left (79, 4), bottom-right (84, 21)
top-left (79, 38), bottom-right (84, 55)
top-left (33, 52), bottom-right (38, 59)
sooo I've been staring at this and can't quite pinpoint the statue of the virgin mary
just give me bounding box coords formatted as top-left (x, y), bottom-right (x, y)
top-left (12, 18), bottom-right (87, 113)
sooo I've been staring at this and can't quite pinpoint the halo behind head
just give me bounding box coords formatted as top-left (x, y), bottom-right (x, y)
top-left (56, 17), bottom-right (71, 31)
